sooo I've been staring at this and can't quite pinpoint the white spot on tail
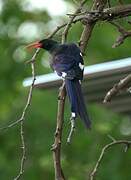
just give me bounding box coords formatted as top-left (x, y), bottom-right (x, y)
top-left (72, 112), bottom-right (76, 118)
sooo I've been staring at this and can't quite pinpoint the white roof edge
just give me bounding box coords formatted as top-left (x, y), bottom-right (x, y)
top-left (23, 57), bottom-right (131, 87)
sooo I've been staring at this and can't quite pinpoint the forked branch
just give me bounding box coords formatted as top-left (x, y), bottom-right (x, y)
top-left (110, 21), bottom-right (131, 48)
top-left (103, 74), bottom-right (131, 103)
top-left (90, 139), bottom-right (131, 180)
top-left (0, 49), bottom-right (40, 180)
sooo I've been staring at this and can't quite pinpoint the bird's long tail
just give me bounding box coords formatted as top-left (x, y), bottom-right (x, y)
top-left (65, 79), bottom-right (91, 128)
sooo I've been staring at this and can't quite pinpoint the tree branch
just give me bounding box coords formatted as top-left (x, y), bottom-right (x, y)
top-left (109, 21), bottom-right (131, 48)
top-left (48, 4), bottom-right (131, 42)
top-left (103, 74), bottom-right (131, 103)
top-left (14, 121), bottom-right (26, 180)
top-left (1, 1), bottom-right (131, 179)
top-left (103, 4), bottom-right (131, 20)
top-left (67, 117), bottom-right (75, 144)
top-left (48, 17), bottom-right (84, 39)
top-left (13, 49), bottom-right (40, 180)
top-left (90, 139), bottom-right (131, 180)
top-left (51, 82), bottom-right (66, 180)
top-left (68, 4), bottom-right (131, 22)
top-left (0, 49), bottom-right (40, 180)
top-left (79, 4), bottom-right (131, 26)
top-left (0, 49), bottom-right (40, 130)
top-left (52, 1), bottom-right (88, 179)
top-left (62, 0), bottom-right (87, 43)
top-left (79, 0), bottom-right (107, 54)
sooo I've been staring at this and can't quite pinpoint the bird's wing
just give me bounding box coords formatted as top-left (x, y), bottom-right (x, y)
top-left (51, 54), bottom-right (83, 80)
top-left (52, 54), bottom-right (75, 70)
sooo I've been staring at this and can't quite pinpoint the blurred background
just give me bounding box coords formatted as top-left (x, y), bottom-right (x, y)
top-left (0, 0), bottom-right (131, 179)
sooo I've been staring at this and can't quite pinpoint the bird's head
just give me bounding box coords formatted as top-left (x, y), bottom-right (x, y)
top-left (26, 39), bottom-right (58, 51)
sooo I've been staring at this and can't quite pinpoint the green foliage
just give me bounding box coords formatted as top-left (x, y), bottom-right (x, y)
top-left (0, 0), bottom-right (131, 179)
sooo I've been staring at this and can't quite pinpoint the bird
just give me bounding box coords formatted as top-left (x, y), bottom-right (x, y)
top-left (27, 39), bottom-right (91, 129)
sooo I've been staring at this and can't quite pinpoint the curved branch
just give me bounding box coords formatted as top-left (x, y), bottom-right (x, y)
top-left (48, 17), bottom-right (83, 39)
top-left (0, 49), bottom-right (40, 180)
top-left (14, 49), bottom-right (40, 180)
top-left (109, 21), bottom-right (131, 48)
top-left (103, 74), bottom-right (131, 103)
top-left (0, 49), bottom-right (40, 131)
top-left (90, 139), bottom-right (131, 180)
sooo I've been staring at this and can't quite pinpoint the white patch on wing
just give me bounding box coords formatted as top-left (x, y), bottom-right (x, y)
top-left (80, 52), bottom-right (82, 57)
top-left (79, 63), bottom-right (84, 70)
top-left (62, 72), bottom-right (67, 78)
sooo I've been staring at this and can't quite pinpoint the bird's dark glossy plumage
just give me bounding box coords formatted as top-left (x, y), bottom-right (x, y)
top-left (28, 39), bottom-right (91, 128)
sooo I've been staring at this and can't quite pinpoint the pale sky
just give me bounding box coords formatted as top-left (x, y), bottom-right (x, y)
top-left (18, 0), bottom-right (74, 40)
top-left (0, 0), bottom-right (3, 13)
top-left (0, 0), bottom-right (74, 40)
top-left (23, 0), bottom-right (69, 16)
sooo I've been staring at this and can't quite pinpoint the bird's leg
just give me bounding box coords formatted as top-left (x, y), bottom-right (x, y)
top-left (67, 115), bottom-right (76, 144)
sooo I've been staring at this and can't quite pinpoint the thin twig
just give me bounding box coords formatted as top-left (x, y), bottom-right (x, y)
top-left (90, 140), bottom-right (131, 180)
top-left (72, 0), bottom-right (79, 6)
top-left (14, 121), bottom-right (26, 180)
top-left (0, 49), bottom-right (40, 131)
top-left (48, 17), bottom-right (84, 39)
top-left (62, 0), bottom-right (87, 43)
top-left (107, 134), bottom-right (116, 142)
top-left (66, 11), bottom-right (87, 17)
top-left (0, 49), bottom-right (40, 179)
top-left (110, 21), bottom-right (131, 48)
top-left (103, 74), bottom-right (131, 103)
top-left (13, 49), bottom-right (40, 180)
top-left (13, 48), bottom-right (40, 180)
top-left (67, 117), bottom-right (75, 144)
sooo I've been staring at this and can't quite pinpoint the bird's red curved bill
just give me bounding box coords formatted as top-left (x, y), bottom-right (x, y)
top-left (26, 41), bottom-right (42, 50)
